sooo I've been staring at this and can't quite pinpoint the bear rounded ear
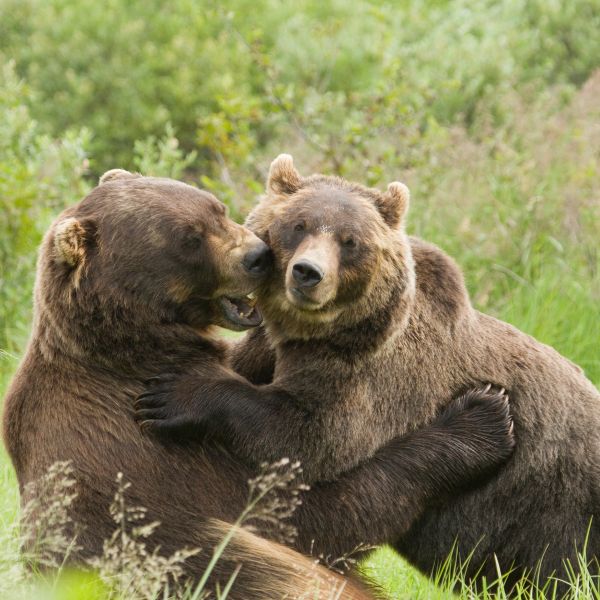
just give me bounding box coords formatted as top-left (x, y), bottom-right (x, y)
top-left (99, 169), bottom-right (141, 186)
top-left (267, 154), bottom-right (303, 196)
top-left (54, 217), bottom-right (89, 267)
top-left (375, 181), bottom-right (410, 228)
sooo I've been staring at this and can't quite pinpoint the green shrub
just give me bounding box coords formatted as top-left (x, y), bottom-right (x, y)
top-left (0, 61), bottom-right (90, 383)
top-left (2, 0), bottom-right (600, 177)
top-left (133, 123), bottom-right (197, 180)
top-left (0, 0), bottom-right (254, 172)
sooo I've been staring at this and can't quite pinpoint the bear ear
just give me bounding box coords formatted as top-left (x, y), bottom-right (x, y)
top-left (54, 217), bottom-right (90, 267)
top-left (267, 154), bottom-right (303, 196)
top-left (375, 181), bottom-right (410, 228)
top-left (99, 169), bottom-right (141, 186)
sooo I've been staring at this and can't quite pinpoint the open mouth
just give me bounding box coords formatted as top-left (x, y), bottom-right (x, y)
top-left (218, 294), bottom-right (262, 329)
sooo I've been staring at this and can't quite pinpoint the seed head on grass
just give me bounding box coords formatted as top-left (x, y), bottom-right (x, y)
top-left (88, 472), bottom-right (200, 600)
top-left (19, 460), bottom-right (81, 571)
top-left (244, 458), bottom-right (309, 545)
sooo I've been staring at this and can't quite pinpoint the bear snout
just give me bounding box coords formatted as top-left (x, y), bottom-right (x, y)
top-left (242, 241), bottom-right (273, 278)
top-left (292, 260), bottom-right (324, 288)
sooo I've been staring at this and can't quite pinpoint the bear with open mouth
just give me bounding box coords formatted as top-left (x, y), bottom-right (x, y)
top-left (3, 168), bottom-right (514, 599)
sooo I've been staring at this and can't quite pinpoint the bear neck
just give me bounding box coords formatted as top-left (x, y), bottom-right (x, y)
top-left (323, 278), bottom-right (414, 354)
top-left (32, 271), bottom-right (225, 377)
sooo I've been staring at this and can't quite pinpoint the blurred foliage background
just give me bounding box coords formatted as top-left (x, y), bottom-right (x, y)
top-left (0, 0), bottom-right (599, 596)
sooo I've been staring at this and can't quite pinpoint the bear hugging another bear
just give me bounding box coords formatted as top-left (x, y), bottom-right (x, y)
top-left (137, 154), bottom-right (600, 590)
top-left (3, 167), bottom-right (516, 600)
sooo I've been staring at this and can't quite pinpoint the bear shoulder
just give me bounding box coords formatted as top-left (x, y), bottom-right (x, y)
top-left (409, 236), bottom-right (472, 322)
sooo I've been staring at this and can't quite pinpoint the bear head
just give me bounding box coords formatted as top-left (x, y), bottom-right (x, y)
top-left (41, 170), bottom-right (271, 340)
top-left (246, 154), bottom-right (415, 342)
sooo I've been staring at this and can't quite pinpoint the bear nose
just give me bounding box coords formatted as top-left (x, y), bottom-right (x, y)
top-left (292, 260), bottom-right (323, 288)
top-left (242, 242), bottom-right (272, 277)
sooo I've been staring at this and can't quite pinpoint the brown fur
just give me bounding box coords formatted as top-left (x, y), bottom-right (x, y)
top-left (2, 172), bottom-right (371, 599)
top-left (141, 155), bottom-right (600, 589)
top-left (246, 157), bottom-right (600, 585)
top-left (2, 171), bottom-right (513, 598)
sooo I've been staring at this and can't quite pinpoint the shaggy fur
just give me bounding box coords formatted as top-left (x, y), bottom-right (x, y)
top-left (137, 155), bottom-right (600, 589)
top-left (3, 171), bottom-right (513, 599)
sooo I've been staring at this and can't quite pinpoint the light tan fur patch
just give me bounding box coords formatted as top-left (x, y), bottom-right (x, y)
top-left (267, 153), bottom-right (304, 195)
top-left (54, 218), bottom-right (86, 267)
top-left (167, 278), bottom-right (193, 303)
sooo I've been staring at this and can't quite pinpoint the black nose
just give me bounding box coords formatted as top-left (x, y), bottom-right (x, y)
top-left (292, 260), bottom-right (323, 288)
top-left (242, 243), bottom-right (272, 276)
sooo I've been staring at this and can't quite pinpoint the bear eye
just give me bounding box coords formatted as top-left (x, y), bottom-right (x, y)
top-left (294, 221), bottom-right (305, 232)
top-left (343, 237), bottom-right (356, 249)
top-left (183, 234), bottom-right (203, 251)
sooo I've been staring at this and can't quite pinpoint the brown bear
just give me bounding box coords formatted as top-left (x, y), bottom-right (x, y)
top-left (136, 154), bottom-right (600, 589)
top-left (2, 169), bottom-right (515, 599)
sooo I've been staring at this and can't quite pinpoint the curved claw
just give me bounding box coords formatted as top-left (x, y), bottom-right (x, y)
top-left (140, 416), bottom-right (188, 434)
top-left (134, 408), bottom-right (164, 422)
top-left (136, 391), bottom-right (158, 401)
top-left (140, 419), bottom-right (160, 432)
top-left (144, 373), bottom-right (178, 386)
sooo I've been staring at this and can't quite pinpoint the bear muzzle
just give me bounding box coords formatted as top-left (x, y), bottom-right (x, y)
top-left (242, 241), bottom-right (273, 277)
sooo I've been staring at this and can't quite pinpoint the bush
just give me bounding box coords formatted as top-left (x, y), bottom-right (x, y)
top-left (0, 0), bottom-right (254, 173)
top-left (0, 61), bottom-right (90, 383)
top-left (2, 0), bottom-right (600, 177)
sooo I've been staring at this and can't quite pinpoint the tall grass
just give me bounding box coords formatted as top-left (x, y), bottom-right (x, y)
top-left (0, 460), bottom-right (349, 600)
